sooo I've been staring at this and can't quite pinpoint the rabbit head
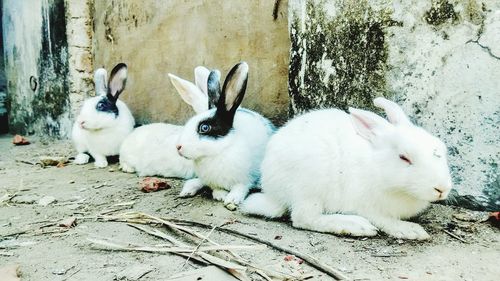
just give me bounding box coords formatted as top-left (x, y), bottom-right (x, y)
top-left (349, 97), bottom-right (453, 202)
top-left (176, 62), bottom-right (249, 160)
top-left (76, 63), bottom-right (128, 130)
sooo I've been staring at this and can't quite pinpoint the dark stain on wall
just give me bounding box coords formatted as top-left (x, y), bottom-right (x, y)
top-left (289, 0), bottom-right (400, 115)
top-left (424, 0), bottom-right (459, 26)
top-left (33, 0), bottom-right (70, 136)
top-left (7, 0), bottom-right (70, 136)
top-left (0, 0), bottom-right (8, 133)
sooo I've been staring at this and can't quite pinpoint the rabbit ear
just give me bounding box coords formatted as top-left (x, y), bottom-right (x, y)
top-left (349, 107), bottom-right (392, 141)
top-left (218, 62), bottom-right (248, 115)
top-left (207, 70), bottom-right (221, 109)
top-left (373, 97), bottom-right (411, 126)
top-left (168, 73), bottom-right (208, 114)
top-left (194, 66), bottom-right (211, 96)
top-left (94, 68), bottom-right (108, 96)
top-left (107, 63), bottom-right (128, 102)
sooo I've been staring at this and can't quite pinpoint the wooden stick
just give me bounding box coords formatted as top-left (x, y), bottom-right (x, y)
top-left (182, 224), bottom-right (218, 269)
top-left (443, 229), bottom-right (468, 243)
top-left (94, 213), bottom-right (302, 280)
top-left (126, 221), bottom-right (283, 280)
top-left (173, 218), bottom-right (349, 280)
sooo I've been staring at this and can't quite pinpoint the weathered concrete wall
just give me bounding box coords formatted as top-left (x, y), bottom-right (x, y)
top-left (65, 0), bottom-right (94, 118)
top-left (2, 0), bottom-right (71, 137)
top-left (289, 0), bottom-right (499, 210)
top-left (92, 0), bottom-right (290, 125)
top-left (0, 0), bottom-right (7, 133)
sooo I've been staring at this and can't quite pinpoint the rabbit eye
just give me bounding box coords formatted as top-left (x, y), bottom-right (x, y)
top-left (399, 154), bottom-right (412, 165)
top-left (198, 123), bottom-right (211, 134)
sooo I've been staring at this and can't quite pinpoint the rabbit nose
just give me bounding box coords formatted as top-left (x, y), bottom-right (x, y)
top-left (176, 145), bottom-right (182, 151)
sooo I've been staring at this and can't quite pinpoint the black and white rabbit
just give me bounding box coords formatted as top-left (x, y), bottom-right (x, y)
top-left (241, 98), bottom-right (453, 240)
top-left (72, 63), bottom-right (134, 168)
top-left (176, 62), bottom-right (275, 205)
top-left (119, 66), bottom-right (212, 178)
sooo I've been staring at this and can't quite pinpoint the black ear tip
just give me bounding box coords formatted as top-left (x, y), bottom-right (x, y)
top-left (111, 63), bottom-right (128, 72)
top-left (116, 62), bottom-right (127, 69)
top-left (230, 62), bottom-right (249, 79)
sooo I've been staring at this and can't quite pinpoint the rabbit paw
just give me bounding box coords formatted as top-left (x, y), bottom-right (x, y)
top-left (74, 153), bottom-right (90, 165)
top-left (212, 189), bottom-right (229, 201)
top-left (382, 221), bottom-right (430, 240)
top-left (179, 179), bottom-right (203, 197)
top-left (93, 156), bottom-right (108, 168)
top-left (224, 190), bottom-right (247, 205)
top-left (292, 213), bottom-right (378, 237)
top-left (341, 216), bottom-right (379, 237)
top-left (120, 162), bottom-right (135, 173)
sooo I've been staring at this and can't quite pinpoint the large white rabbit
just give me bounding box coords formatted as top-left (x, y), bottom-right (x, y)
top-left (176, 62), bottom-right (275, 205)
top-left (241, 98), bottom-right (453, 240)
top-left (72, 63), bottom-right (135, 168)
top-left (119, 66), bottom-right (212, 178)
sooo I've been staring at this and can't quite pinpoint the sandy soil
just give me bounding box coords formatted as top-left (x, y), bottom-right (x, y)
top-left (0, 134), bottom-right (499, 281)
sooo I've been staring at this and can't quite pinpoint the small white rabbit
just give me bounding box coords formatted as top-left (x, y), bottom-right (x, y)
top-left (176, 62), bottom-right (275, 205)
top-left (72, 63), bottom-right (135, 168)
top-left (241, 97), bottom-right (453, 240)
top-left (119, 66), bottom-right (212, 178)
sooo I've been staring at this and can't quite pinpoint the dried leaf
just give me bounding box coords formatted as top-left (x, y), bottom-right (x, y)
top-left (59, 217), bottom-right (77, 228)
top-left (140, 177), bottom-right (171, 193)
top-left (12, 135), bottom-right (30, 145)
top-left (489, 212), bottom-right (500, 228)
top-left (39, 156), bottom-right (68, 167)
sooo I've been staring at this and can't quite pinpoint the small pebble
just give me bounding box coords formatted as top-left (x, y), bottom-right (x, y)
top-left (38, 196), bottom-right (57, 206)
top-left (69, 180), bottom-right (75, 184)
top-left (225, 203), bottom-right (237, 211)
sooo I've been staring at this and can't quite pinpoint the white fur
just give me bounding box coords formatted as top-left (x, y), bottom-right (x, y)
top-left (72, 66), bottom-right (134, 168)
top-left (118, 67), bottom-right (210, 178)
top-left (119, 123), bottom-right (195, 178)
top-left (241, 98), bottom-right (453, 240)
top-left (178, 108), bottom-right (274, 205)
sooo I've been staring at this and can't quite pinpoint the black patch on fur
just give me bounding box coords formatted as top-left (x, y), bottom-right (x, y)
top-left (197, 113), bottom-right (233, 138)
top-left (96, 96), bottom-right (119, 117)
top-left (106, 63), bottom-right (127, 102)
top-left (207, 71), bottom-right (220, 109)
top-left (214, 63), bottom-right (248, 128)
top-left (198, 63), bottom-right (248, 139)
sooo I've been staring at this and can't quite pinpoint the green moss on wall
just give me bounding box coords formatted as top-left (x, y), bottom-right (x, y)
top-left (424, 0), bottom-right (459, 26)
top-left (32, 0), bottom-right (69, 136)
top-left (289, 0), bottom-right (400, 114)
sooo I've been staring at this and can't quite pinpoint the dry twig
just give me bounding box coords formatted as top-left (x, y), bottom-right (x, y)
top-left (92, 212), bottom-right (298, 280)
top-left (443, 229), bottom-right (468, 243)
top-left (173, 218), bottom-right (349, 280)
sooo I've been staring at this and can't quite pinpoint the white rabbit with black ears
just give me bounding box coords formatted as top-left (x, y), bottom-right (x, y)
top-left (176, 62), bottom-right (274, 205)
top-left (72, 63), bottom-right (135, 168)
top-left (119, 66), bottom-right (212, 178)
top-left (241, 97), bottom-right (453, 240)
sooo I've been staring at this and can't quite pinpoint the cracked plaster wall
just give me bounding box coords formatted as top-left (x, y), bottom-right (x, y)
top-left (65, 0), bottom-right (94, 120)
top-left (289, 0), bottom-right (499, 210)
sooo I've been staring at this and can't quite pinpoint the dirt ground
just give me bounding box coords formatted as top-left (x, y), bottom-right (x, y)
top-left (0, 134), bottom-right (499, 281)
